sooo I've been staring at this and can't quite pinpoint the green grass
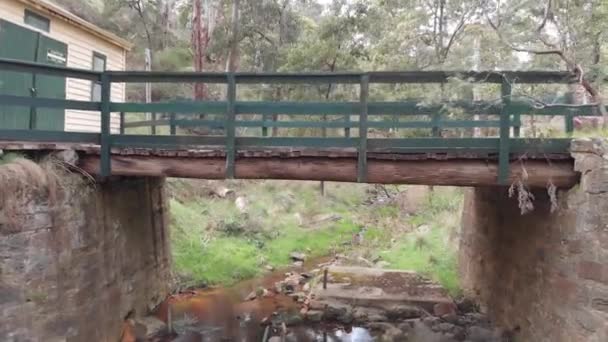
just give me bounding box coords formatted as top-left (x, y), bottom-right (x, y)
top-left (169, 180), bottom-right (463, 295)
top-left (169, 180), bottom-right (365, 287)
top-left (0, 152), bottom-right (25, 165)
top-left (380, 188), bottom-right (463, 296)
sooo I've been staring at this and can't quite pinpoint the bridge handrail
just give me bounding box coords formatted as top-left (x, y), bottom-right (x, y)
top-left (0, 58), bottom-right (581, 84)
top-left (0, 58), bottom-right (605, 184)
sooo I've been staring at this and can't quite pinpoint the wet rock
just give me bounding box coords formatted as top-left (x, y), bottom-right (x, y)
top-left (289, 252), bottom-right (306, 261)
top-left (386, 305), bottom-right (423, 320)
top-left (302, 283), bottom-right (310, 292)
top-left (435, 322), bottom-right (456, 334)
top-left (441, 313), bottom-right (459, 324)
top-left (452, 326), bottom-right (466, 341)
top-left (353, 307), bottom-right (387, 323)
top-left (273, 281), bottom-right (283, 294)
top-left (455, 297), bottom-right (478, 314)
top-left (305, 310), bottom-right (323, 322)
top-left (133, 316), bottom-right (166, 339)
top-left (288, 292), bottom-right (307, 302)
top-left (422, 316), bottom-right (441, 327)
top-left (463, 312), bottom-right (490, 327)
top-left (367, 322), bottom-right (398, 333)
top-left (397, 319), bottom-right (418, 333)
top-left (264, 265), bottom-right (275, 272)
top-left (173, 331), bottom-right (203, 342)
top-left (434, 302), bottom-right (457, 317)
top-left (245, 291), bottom-right (257, 301)
top-left (283, 284), bottom-right (295, 294)
top-left (323, 305), bottom-right (353, 323)
top-left (368, 322), bottom-right (407, 340)
top-left (293, 261), bottom-right (304, 267)
top-left (284, 313), bottom-right (303, 325)
top-left (382, 324), bottom-right (406, 341)
top-left (284, 274), bottom-right (301, 288)
top-left (467, 326), bottom-right (499, 342)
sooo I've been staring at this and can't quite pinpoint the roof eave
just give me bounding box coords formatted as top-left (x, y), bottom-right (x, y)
top-left (16, 0), bottom-right (133, 51)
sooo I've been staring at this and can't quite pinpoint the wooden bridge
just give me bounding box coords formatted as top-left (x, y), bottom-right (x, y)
top-left (0, 58), bottom-right (602, 187)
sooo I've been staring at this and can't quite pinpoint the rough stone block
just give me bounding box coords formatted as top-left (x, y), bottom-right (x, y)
top-left (591, 297), bottom-right (608, 314)
top-left (573, 153), bottom-right (607, 173)
top-left (578, 261), bottom-right (608, 285)
top-left (571, 138), bottom-right (608, 155)
top-left (0, 176), bottom-right (170, 341)
top-left (583, 168), bottom-right (608, 194)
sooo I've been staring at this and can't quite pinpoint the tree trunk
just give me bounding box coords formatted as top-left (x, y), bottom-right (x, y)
top-left (192, 0), bottom-right (207, 102)
top-left (225, 0), bottom-right (240, 72)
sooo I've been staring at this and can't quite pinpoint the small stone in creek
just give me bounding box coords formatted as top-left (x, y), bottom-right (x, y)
top-left (245, 291), bottom-right (257, 301)
top-left (433, 302), bottom-right (457, 317)
top-left (289, 252), bottom-right (307, 261)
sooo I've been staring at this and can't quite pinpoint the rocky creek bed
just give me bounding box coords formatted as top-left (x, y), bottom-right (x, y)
top-left (122, 255), bottom-right (512, 342)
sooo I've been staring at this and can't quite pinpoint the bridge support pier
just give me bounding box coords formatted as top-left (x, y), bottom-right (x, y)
top-left (0, 172), bottom-right (171, 341)
top-left (459, 138), bottom-right (608, 342)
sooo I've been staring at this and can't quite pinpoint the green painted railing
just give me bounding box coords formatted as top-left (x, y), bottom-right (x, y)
top-left (0, 58), bottom-right (603, 184)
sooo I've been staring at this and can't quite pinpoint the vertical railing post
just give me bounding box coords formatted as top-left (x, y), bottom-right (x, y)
top-left (565, 91), bottom-right (575, 135)
top-left (513, 112), bottom-right (521, 137)
top-left (431, 112), bottom-right (441, 137)
top-left (498, 77), bottom-right (512, 185)
top-left (151, 112), bottom-right (157, 135)
top-left (225, 73), bottom-right (236, 179)
top-left (344, 114), bottom-right (351, 138)
top-left (565, 113), bottom-right (574, 135)
top-left (262, 114), bottom-right (268, 137)
top-left (119, 111), bottom-right (125, 135)
top-left (357, 74), bottom-right (369, 183)
top-left (100, 72), bottom-right (111, 177)
top-left (170, 112), bottom-right (176, 135)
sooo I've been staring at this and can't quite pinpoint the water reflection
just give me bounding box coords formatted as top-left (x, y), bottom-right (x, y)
top-left (149, 257), bottom-right (377, 341)
top-left (291, 327), bottom-right (374, 342)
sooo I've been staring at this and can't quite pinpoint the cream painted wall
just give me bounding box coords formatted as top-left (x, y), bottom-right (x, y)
top-left (0, 0), bottom-right (127, 132)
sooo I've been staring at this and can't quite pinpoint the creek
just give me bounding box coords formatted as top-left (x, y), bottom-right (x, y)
top-left (148, 257), bottom-right (376, 341)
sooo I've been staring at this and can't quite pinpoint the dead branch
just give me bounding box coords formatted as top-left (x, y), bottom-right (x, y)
top-left (486, 7), bottom-right (608, 127)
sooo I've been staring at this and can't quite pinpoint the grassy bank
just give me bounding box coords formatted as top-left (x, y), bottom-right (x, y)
top-left (169, 180), bottom-right (365, 286)
top-left (169, 179), bottom-right (463, 295)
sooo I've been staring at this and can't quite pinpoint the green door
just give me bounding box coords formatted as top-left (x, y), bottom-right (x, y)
top-left (0, 20), bottom-right (37, 129)
top-left (33, 34), bottom-right (67, 130)
top-left (0, 19), bottom-right (67, 130)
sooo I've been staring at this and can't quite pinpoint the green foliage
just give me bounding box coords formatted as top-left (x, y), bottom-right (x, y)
top-left (381, 188), bottom-right (464, 296)
top-left (170, 180), bottom-right (463, 296)
top-left (0, 152), bottom-right (25, 165)
top-left (170, 181), bottom-right (366, 286)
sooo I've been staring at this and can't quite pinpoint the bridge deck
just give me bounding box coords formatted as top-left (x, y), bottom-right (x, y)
top-left (0, 58), bottom-right (600, 188)
top-left (0, 140), bottom-right (577, 187)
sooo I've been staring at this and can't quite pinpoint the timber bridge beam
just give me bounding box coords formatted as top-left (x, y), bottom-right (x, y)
top-left (0, 58), bottom-right (603, 187)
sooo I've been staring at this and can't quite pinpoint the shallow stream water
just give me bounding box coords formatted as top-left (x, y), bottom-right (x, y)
top-left (150, 258), bottom-right (376, 341)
